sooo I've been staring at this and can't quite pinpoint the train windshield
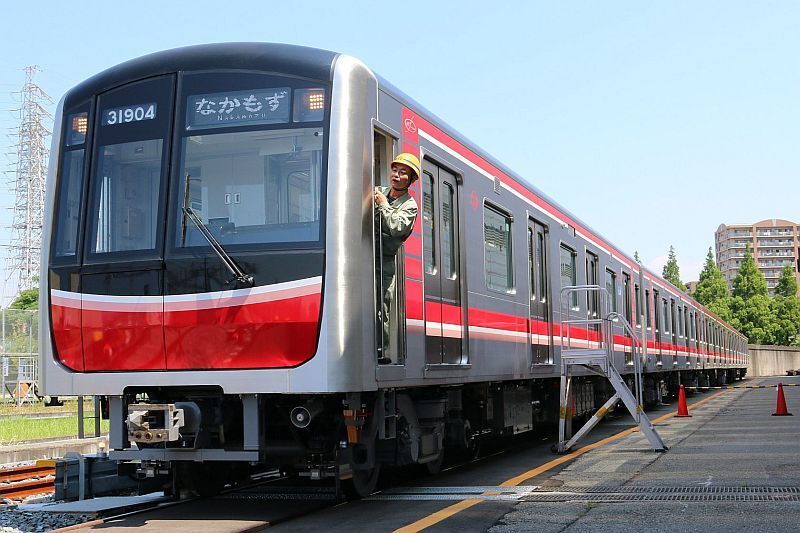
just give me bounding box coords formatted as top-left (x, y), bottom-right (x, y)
top-left (176, 127), bottom-right (324, 248)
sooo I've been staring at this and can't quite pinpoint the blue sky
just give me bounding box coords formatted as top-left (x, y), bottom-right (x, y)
top-left (1, 1), bottom-right (798, 304)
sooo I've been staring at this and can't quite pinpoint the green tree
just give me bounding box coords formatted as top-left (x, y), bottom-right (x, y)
top-left (771, 295), bottom-right (800, 346)
top-left (731, 247), bottom-right (768, 300)
top-left (694, 248), bottom-right (729, 307)
top-left (10, 288), bottom-right (39, 310)
top-left (634, 251), bottom-right (641, 263)
top-left (775, 265), bottom-right (798, 297)
top-left (729, 294), bottom-right (777, 345)
top-left (662, 245), bottom-right (686, 291)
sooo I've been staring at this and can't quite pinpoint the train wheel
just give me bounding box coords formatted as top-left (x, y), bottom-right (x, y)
top-left (464, 419), bottom-right (481, 460)
top-left (424, 450), bottom-right (444, 475)
top-left (171, 463), bottom-right (223, 498)
top-left (342, 462), bottom-right (381, 499)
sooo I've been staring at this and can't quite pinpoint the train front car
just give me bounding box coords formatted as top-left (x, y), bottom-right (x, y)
top-left (40, 44), bottom-right (380, 495)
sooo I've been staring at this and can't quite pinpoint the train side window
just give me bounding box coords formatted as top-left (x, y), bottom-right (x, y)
top-left (645, 289), bottom-right (652, 329)
top-left (483, 204), bottom-right (514, 293)
top-left (560, 245), bottom-right (578, 308)
top-left (53, 147), bottom-right (86, 259)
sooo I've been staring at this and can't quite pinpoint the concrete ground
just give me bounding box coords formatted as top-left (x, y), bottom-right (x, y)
top-left (490, 375), bottom-right (800, 533)
top-left (0, 437), bottom-right (107, 464)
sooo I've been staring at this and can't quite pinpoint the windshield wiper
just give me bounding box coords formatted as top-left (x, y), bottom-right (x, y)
top-left (181, 172), bottom-right (254, 287)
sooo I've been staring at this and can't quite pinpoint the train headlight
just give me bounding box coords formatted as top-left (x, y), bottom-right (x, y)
top-left (67, 112), bottom-right (88, 146)
top-left (293, 88), bottom-right (325, 122)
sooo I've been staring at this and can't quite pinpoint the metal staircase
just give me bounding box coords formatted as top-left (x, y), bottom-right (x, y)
top-left (555, 285), bottom-right (666, 453)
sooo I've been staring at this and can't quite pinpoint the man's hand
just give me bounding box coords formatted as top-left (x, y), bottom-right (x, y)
top-left (374, 189), bottom-right (388, 206)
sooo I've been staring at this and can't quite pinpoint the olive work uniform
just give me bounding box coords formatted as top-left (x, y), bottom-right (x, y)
top-left (375, 185), bottom-right (418, 362)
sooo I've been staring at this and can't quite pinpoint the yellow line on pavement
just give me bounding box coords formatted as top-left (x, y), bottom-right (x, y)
top-left (393, 388), bottom-right (731, 533)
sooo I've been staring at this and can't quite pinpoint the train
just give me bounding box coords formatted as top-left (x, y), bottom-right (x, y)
top-left (39, 43), bottom-right (748, 497)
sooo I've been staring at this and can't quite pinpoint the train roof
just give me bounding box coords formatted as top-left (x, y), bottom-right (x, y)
top-left (65, 42), bottom-right (338, 107)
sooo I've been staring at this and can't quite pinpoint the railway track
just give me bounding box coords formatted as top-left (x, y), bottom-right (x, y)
top-left (0, 464), bottom-right (55, 500)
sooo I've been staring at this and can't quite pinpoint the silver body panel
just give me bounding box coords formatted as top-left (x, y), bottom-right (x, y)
top-left (39, 46), bottom-right (747, 399)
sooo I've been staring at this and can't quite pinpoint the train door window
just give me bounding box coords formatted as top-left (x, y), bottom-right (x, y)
top-left (623, 273), bottom-right (631, 323)
top-left (441, 183), bottom-right (457, 280)
top-left (682, 307), bottom-right (688, 339)
top-left (424, 160), bottom-right (463, 365)
top-left (484, 204), bottom-right (514, 293)
top-left (560, 245), bottom-right (577, 308)
top-left (645, 289), bottom-right (652, 329)
top-left (85, 76), bottom-right (174, 262)
top-left (670, 299), bottom-right (678, 364)
top-left (586, 252), bottom-right (599, 319)
top-left (373, 130), bottom-right (394, 189)
top-left (652, 290), bottom-right (659, 334)
top-left (528, 220), bottom-right (552, 365)
top-left (670, 299), bottom-right (677, 339)
top-left (605, 269), bottom-right (617, 313)
top-left (634, 283), bottom-right (641, 327)
top-left (89, 141), bottom-right (164, 255)
top-left (422, 173), bottom-right (437, 275)
top-left (653, 290), bottom-right (662, 365)
top-left (622, 273), bottom-right (632, 365)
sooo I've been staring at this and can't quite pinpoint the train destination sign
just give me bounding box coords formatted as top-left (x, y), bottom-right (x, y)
top-left (186, 88), bottom-right (291, 130)
top-left (101, 103), bottom-right (157, 126)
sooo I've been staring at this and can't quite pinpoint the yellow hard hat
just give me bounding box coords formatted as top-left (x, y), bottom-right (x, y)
top-left (391, 153), bottom-right (421, 180)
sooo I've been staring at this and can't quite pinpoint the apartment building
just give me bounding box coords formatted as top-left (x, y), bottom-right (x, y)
top-left (715, 219), bottom-right (800, 296)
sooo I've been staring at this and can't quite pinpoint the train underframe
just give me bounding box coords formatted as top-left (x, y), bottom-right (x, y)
top-left (113, 367), bottom-right (746, 498)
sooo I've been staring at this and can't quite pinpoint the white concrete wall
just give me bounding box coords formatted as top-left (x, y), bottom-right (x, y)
top-left (747, 344), bottom-right (800, 377)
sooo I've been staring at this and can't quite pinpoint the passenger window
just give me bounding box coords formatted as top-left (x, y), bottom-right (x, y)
top-left (484, 205), bottom-right (513, 292)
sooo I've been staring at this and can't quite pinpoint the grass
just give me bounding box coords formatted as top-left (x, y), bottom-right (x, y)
top-left (0, 399), bottom-right (109, 445)
top-left (0, 398), bottom-right (95, 416)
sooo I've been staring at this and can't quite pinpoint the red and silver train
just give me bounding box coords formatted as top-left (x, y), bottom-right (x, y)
top-left (40, 43), bottom-right (748, 496)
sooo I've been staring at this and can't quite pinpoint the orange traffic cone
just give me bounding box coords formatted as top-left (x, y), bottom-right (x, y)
top-left (676, 384), bottom-right (691, 417)
top-left (772, 383), bottom-right (793, 416)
